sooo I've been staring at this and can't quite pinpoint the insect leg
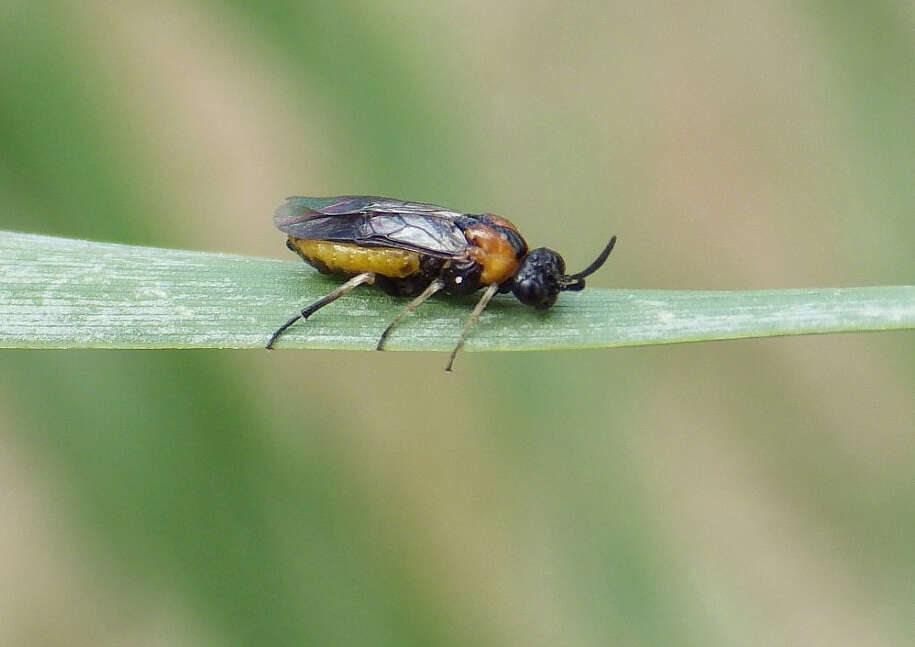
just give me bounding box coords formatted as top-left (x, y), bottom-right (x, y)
top-left (266, 272), bottom-right (375, 349)
top-left (376, 279), bottom-right (445, 351)
top-left (445, 283), bottom-right (499, 372)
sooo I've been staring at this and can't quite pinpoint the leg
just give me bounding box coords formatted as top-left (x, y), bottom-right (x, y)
top-left (445, 283), bottom-right (499, 372)
top-left (266, 272), bottom-right (375, 349)
top-left (376, 279), bottom-right (445, 351)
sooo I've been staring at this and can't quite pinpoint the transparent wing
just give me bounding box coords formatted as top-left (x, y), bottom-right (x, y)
top-left (283, 196), bottom-right (467, 218)
top-left (274, 196), bottom-right (472, 258)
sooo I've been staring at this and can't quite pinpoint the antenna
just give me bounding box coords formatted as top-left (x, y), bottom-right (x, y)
top-left (561, 236), bottom-right (617, 290)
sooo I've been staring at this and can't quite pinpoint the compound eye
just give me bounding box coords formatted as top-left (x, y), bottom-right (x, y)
top-left (511, 278), bottom-right (539, 307)
top-left (511, 247), bottom-right (565, 308)
top-left (520, 280), bottom-right (558, 308)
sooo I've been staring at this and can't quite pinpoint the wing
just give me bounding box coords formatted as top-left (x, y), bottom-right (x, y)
top-left (274, 196), bottom-right (472, 258)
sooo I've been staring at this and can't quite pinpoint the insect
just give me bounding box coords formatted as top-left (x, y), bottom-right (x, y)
top-left (267, 196), bottom-right (617, 371)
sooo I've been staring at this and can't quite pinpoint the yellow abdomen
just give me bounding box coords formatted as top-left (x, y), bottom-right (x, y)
top-left (288, 237), bottom-right (421, 278)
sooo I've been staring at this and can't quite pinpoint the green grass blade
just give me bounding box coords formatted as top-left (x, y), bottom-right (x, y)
top-left (1, 230), bottom-right (912, 351)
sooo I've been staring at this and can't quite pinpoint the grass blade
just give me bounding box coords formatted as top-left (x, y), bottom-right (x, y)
top-left (1, 230), bottom-right (913, 351)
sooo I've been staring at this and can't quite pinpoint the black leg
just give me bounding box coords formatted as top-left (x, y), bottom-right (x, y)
top-left (445, 283), bottom-right (498, 372)
top-left (376, 279), bottom-right (445, 351)
top-left (266, 272), bottom-right (375, 349)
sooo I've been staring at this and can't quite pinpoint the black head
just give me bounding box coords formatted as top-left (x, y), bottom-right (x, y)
top-left (510, 236), bottom-right (617, 309)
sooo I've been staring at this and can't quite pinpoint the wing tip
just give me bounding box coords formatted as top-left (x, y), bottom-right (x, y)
top-left (273, 197), bottom-right (316, 231)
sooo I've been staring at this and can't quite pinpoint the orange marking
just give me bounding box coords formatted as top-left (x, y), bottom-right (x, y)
top-left (464, 224), bottom-right (522, 285)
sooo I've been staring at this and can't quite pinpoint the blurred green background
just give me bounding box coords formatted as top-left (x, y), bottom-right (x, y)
top-left (1, 2), bottom-right (913, 645)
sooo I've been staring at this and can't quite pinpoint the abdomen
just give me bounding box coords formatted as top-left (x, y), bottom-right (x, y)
top-left (287, 237), bottom-right (421, 278)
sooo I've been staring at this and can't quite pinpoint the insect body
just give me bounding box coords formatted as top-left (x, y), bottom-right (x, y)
top-left (267, 196), bottom-right (616, 371)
